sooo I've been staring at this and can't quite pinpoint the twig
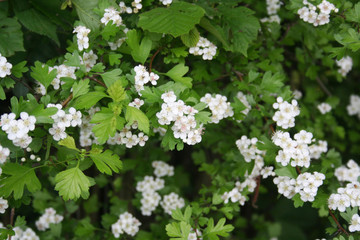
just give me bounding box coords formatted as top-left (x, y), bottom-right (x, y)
top-left (61, 93), bottom-right (73, 108)
top-left (149, 47), bottom-right (163, 73)
top-left (296, 166), bottom-right (301, 175)
top-left (86, 76), bottom-right (106, 88)
top-left (316, 77), bottom-right (332, 96)
top-left (10, 75), bottom-right (34, 93)
top-left (252, 176), bottom-right (261, 208)
top-left (329, 208), bottom-right (349, 236)
top-left (232, 68), bottom-right (243, 81)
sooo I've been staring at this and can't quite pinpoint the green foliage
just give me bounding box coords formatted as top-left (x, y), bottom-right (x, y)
top-left (165, 63), bottom-right (193, 88)
top-left (0, 16), bottom-right (24, 56)
top-left (0, 163), bottom-right (41, 199)
top-left (125, 106), bottom-right (150, 134)
top-left (89, 149), bottom-right (122, 175)
top-left (30, 61), bottom-right (57, 89)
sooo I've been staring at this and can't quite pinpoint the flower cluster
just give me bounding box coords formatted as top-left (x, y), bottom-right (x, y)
top-left (272, 97), bottom-right (300, 129)
top-left (131, 0), bottom-right (142, 13)
top-left (111, 212), bottom-right (141, 238)
top-left (157, 91), bottom-right (203, 145)
top-left (107, 126), bottom-right (149, 148)
top-left (347, 94), bottom-right (360, 118)
top-left (79, 107), bottom-right (99, 147)
top-left (328, 182), bottom-right (360, 212)
top-left (101, 8), bottom-right (122, 26)
top-left (189, 37), bottom-right (217, 60)
top-left (134, 65), bottom-right (159, 95)
top-left (335, 160), bottom-right (360, 183)
top-left (236, 92), bottom-right (251, 117)
top-left (274, 172), bottom-right (325, 202)
top-left (273, 130), bottom-right (327, 168)
top-left (222, 136), bottom-right (275, 206)
top-left (119, 2), bottom-right (133, 14)
top-left (0, 53), bottom-right (12, 78)
top-left (349, 214), bottom-right (360, 232)
top-left (73, 25), bottom-right (90, 51)
top-left (200, 93), bottom-right (234, 123)
top-left (80, 50), bottom-right (98, 72)
top-left (336, 56), bottom-right (353, 77)
top-left (308, 140), bottom-right (328, 159)
top-left (49, 64), bottom-right (77, 90)
top-left (12, 227), bottom-right (39, 240)
top-left (188, 228), bottom-right (203, 240)
top-left (160, 192), bottom-right (185, 215)
top-left (297, 0), bottom-right (338, 27)
top-left (0, 198), bottom-right (8, 214)
top-left (261, 0), bottom-right (281, 23)
top-left (136, 161), bottom-right (177, 215)
top-left (35, 208), bottom-right (63, 231)
top-left (48, 104), bottom-right (82, 141)
top-left (317, 102), bottom-right (331, 114)
top-left (0, 144), bottom-right (10, 164)
top-left (1, 112), bottom-right (36, 148)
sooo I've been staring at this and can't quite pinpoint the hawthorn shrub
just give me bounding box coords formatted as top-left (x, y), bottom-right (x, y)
top-left (0, 0), bottom-right (360, 239)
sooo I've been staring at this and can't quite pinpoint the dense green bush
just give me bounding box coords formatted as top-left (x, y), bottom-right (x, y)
top-left (0, 0), bottom-right (360, 239)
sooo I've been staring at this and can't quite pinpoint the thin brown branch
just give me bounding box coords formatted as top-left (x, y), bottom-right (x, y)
top-left (86, 76), bottom-right (106, 88)
top-left (252, 176), bottom-right (261, 208)
top-left (10, 75), bottom-right (34, 93)
top-left (149, 47), bottom-right (164, 73)
top-left (316, 77), bottom-right (332, 96)
top-left (8, 207), bottom-right (15, 240)
top-left (329, 208), bottom-right (349, 236)
top-left (62, 93), bottom-right (73, 108)
top-left (232, 68), bottom-right (243, 81)
top-left (296, 166), bottom-right (301, 175)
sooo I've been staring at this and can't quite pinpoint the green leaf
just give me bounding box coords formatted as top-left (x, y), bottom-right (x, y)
top-left (0, 17), bottom-right (24, 57)
top-left (274, 165), bottom-right (297, 179)
top-left (101, 22), bottom-right (118, 41)
top-left (166, 221), bottom-right (191, 239)
top-left (55, 167), bottom-right (91, 201)
top-left (195, 111), bottom-right (211, 124)
top-left (0, 163), bottom-right (41, 199)
top-left (108, 53), bottom-right (122, 66)
top-left (72, 91), bottom-right (108, 109)
top-left (30, 105), bottom-right (58, 124)
top-left (0, 86), bottom-right (5, 100)
top-left (165, 63), bottom-right (192, 88)
top-left (15, 8), bottom-right (59, 45)
top-left (260, 71), bottom-right (284, 92)
top-left (345, 3), bottom-right (360, 23)
top-left (340, 207), bottom-right (358, 223)
top-left (181, 27), bottom-right (200, 47)
top-left (100, 69), bottom-right (123, 87)
top-left (161, 129), bottom-right (184, 151)
top-left (203, 218), bottom-right (234, 240)
top-left (30, 61), bottom-right (57, 89)
top-left (89, 149), bottom-right (122, 175)
top-left (126, 30), bottom-right (152, 64)
top-left (172, 206), bottom-right (192, 222)
top-left (58, 136), bottom-right (80, 152)
top-left (11, 61), bottom-right (28, 78)
top-left (125, 106), bottom-right (150, 134)
top-left (64, 51), bottom-right (82, 68)
top-left (292, 194), bottom-right (304, 208)
top-left (72, 79), bottom-right (90, 99)
top-left (138, 2), bottom-right (205, 37)
top-left (199, 18), bottom-right (229, 49)
top-left (72, 0), bottom-right (100, 31)
top-left (107, 80), bottom-right (126, 102)
top-left (219, 6), bottom-right (260, 56)
top-left (14, 216), bottom-right (26, 228)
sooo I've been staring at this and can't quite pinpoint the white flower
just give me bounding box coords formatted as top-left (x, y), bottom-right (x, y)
top-left (349, 214), bottom-right (360, 232)
top-left (0, 54), bottom-right (12, 78)
top-left (317, 102), bottom-right (331, 114)
top-left (0, 198), bottom-right (8, 214)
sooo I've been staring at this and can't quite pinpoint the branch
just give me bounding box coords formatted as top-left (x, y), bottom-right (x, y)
top-left (149, 47), bottom-right (164, 73)
top-left (8, 207), bottom-right (15, 240)
top-left (252, 176), bottom-right (261, 208)
top-left (296, 166), bottom-right (301, 175)
top-left (86, 76), bottom-right (106, 88)
top-left (61, 93), bottom-right (73, 108)
top-left (316, 77), bottom-right (332, 96)
top-left (10, 75), bottom-right (34, 93)
top-left (329, 208), bottom-right (349, 236)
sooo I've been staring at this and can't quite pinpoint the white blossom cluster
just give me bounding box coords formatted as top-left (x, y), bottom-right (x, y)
top-left (111, 212), bottom-right (141, 238)
top-left (335, 159), bottom-right (360, 183)
top-left (80, 50), bottom-right (98, 72)
top-left (101, 7), bottom-right (123, 26)
top-left (274, 172), bottom-right (325, 202)
top-left (134, 65), bottom-right (159, 95)
top-left (1, 112), bottom-right (36, 148)
top-left (136, 161), bottom-right (178, 216)
top-left (73, 25), bottom-right (90, 51)
top-left (236, 92), bottom-right (251, 117)
top-left (200, 93), bottom-right (234, 124)
top-left (0, 198), bottom-right (8, 214)
top-left (153, 127), bottom-right (167, 136)
top-left (273, 130), bottom-right (327, 168)
top-left (157, 91), bottom-right (203, 145)
top-left (0, 144), bottom-right (10, 164)
top-left (161, 192), bottom-right (185, 215)
top-left (347, 95), bottom-right (360, 118)
top-left (297, 0), bottom-right (338, 27)
top-left (119, 2), bottom-right (133, 14)
top-left (222, 136), bottom-right (275, 206)
top-left (160, 0), bottom-right (172, 6)
top-left (128, 98), bottom-right (144, 109)
top-left (272, 97), bottom-right (300, 129)
top-left (336, 56), bottom-right (353, 77)
top-left (79, 107), bottom-right (99, 147)
top-left (48, 104), bottom-right (82, 141)
top-left (328, 182), bottom-right (360, 212)
top-left (107, 126), bottom-right (149, 148)
top-left (189, 37), bottom-right (217, 60)
top-left (261, 0), bottom-right (281, 23)
top-left (131, 0), bottom-right (142, 13)
top-left (0, 53), bottom-right (12, 78)
top-left (317, 102), bottom-right (332, 114)
top-left (11, 227), bottom-right (39, 240)
top-left (349, 214), bottom-right (360, 232)
top-left (188, 228), bottom-right (202, 240)
top-left (108, 37), bottom-right (127, 50)
top-left (35, 208), bottom-right (63, 231)
top-left (21, 154), bottom-right (41, 163)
